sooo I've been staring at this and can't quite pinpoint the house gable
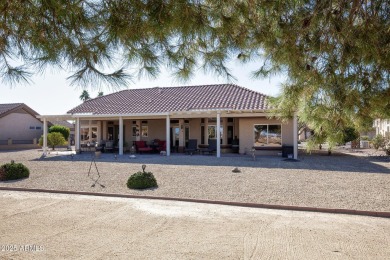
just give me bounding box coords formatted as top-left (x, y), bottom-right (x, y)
top-left (0, 103), bottom-right (43, 141)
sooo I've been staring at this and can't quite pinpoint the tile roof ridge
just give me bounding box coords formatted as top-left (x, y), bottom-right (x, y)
top-left (0, 102), bottom-right (24, 106)
top-left (228, 84), bottom-right (270, 97)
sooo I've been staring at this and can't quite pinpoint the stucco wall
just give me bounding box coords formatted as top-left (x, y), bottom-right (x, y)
top-left (146, 119), bottom-right (166, 141)
top-left (0, 110), bottom-right (43, 141)
top-left (238, 117), bottom-right (294, 154)
top-left (189, 118), bottom-right (201, 141)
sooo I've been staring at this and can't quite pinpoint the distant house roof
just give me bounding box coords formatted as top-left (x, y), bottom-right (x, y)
top-left (48, 120), bottom-right (74, 130)
top-left (67, 84), bottom-right (270, 115)
top-left (0, 103), bottom-right (40, 119)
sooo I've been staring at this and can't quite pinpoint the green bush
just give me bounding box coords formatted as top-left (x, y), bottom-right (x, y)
top-left (343, 127), bottom-right (359, 144)
top-left (49, 125), bottom-right (70, 140)
top-left (0, 162), bottom-right (30, 181)
top-left (127, 171), bottom-right (158, 189)
top-left (39, 132), bottom-right (67, 150)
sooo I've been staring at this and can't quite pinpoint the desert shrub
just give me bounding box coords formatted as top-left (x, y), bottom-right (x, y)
top-left (39, 132), bottom-right (67, 150)
top-left (384, 140), bottom-right (390, 156)
top-left (127, 171), bottom-right (157, 189)
top-left (49, 125), bottom-right (70, 140)
top-left (0, 162), bottom-right (30, 181)
top-left (371, 134), bottom-right (385, 150)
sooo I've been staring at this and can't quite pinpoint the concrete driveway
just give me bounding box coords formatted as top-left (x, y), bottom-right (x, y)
top-left (0, 191), bottom-right (389, 259)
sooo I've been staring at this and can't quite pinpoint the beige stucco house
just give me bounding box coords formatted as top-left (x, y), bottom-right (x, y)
top-left (0, 103), bottom-right (43, 148)
top-left (374, 119), bottom-right (390, 138)
top-left (39, 84), bottom-right (298, 158)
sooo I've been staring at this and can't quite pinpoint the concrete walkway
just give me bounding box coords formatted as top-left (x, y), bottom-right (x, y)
top-left (1, 191), bottom-right (389, 259)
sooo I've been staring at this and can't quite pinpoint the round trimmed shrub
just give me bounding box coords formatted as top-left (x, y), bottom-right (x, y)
top-left (0, 162), bottom-right (30, 181)
top-left (127, 171), bottom-right (157, 189)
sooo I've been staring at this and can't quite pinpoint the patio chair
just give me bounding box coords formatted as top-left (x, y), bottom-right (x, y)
top-left (185, 139), bottom-right (198, 155)
top-left (135, 141), bottom-right (153, 154)
top-left (156, 140), bottom-right (166, 152)
top-left (202, 139), bottom-right (217, 155)
top-left (104, 141), bottom-right (114, 153)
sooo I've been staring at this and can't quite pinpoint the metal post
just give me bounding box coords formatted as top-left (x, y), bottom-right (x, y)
top-left (119, 116), bottom-right (123, 155)
top-left (166, 115), bottom-right (170, 156)
top-left (217, 112), bottom-right (221, 158)
top-left (75, 117), bottom-right (80, 153)
top-left (293, 112), bottom-right (298, 160)
top-left (43, 118), bottom-right (47, 155)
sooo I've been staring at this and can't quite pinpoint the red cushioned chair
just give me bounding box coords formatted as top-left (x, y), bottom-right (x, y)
top-left (135, 141), bottom-right (153, 154)
top-left (156, 140), bottom-right (166, 152)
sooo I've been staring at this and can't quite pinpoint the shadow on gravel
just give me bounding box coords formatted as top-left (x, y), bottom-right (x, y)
top-left (30, 150), bottom-right (390, 174)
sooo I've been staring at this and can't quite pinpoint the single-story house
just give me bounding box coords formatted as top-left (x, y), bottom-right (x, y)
top-left (373, 119), bottom-right (390, 138)
top-left (38, 84), bottom-right (298, 158)
top-left (0, 103), bottom-right (43, 148)
top-left (0, 103), bottom-right (76, 150)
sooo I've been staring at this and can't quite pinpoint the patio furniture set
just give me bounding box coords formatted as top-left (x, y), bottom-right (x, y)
top-left (79, 139), bottom-right (220, 155)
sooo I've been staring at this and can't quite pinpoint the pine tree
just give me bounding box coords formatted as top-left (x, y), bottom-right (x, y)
top-left (1, 1), bottom-right (389, 147)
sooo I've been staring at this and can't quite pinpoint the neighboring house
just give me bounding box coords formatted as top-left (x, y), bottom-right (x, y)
top-left (39, 84), bottom-right (298, 158)
top-left (0, 103), bottom-right (43, 148)
top-left (373, 119), bottom-right (390, 138)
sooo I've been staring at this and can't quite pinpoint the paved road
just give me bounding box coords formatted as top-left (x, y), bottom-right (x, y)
top-left (0, 191), bottom-right (389, 259)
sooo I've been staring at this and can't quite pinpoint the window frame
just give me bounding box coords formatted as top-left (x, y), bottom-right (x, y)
top-left (253, 124), bottom-right (282, 147)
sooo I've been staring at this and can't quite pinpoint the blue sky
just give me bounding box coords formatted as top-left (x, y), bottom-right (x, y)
top-left (0, 60), bottom-right (285, 115)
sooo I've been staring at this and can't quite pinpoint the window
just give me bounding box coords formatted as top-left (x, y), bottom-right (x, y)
top-left (141, 126), bottom-right (148, 137)
top-left (201, 126), bottom-right (205, 144)
top-left (108, 126), bottom-right (114, 140)
top-left (81, 127), bottom-right (89, 142)
top-left (254, 124), bottom-right (282, 146)
top-left (208, 125), bottom-right (223, 139)
top-left (36, 126), bottom-right (42, 130)
top-left (91, 127), bottom-right (97, 141)
top-left (132, 126), bottom-right (139, 137)
top-left (29, 126), bottom-right (35, 130)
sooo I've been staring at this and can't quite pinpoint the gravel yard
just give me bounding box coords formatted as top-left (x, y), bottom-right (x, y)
top-left (0, 149), bottom-right (389, 212)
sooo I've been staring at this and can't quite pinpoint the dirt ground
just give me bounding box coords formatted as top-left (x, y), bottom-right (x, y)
top-left (0, 149), bottom-right (389, 212)
top-left (0, 191), bottom-right (389, 260)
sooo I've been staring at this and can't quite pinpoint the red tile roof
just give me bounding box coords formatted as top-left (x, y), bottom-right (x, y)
top-left (67, 84), bottom-right (270, 115)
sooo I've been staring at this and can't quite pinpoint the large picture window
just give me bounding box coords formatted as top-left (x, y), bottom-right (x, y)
top-left (254, 124), bottom-right (281, 146)
top-left (208, 125), bottom-right (223, 139)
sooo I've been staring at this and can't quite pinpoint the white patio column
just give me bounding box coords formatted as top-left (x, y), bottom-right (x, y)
top-left (293, 112), bottom-right (298, 160)
top-left (166, 115), bottom-right (170, 156)
top-left (75, 117), bottom-right (80, 152)
top-left (216, 112), bottom-right (221, 158)
top-left (43, 118), bottom-right (48, 155)
top-left (119, 116), bottom-right (123, 155)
